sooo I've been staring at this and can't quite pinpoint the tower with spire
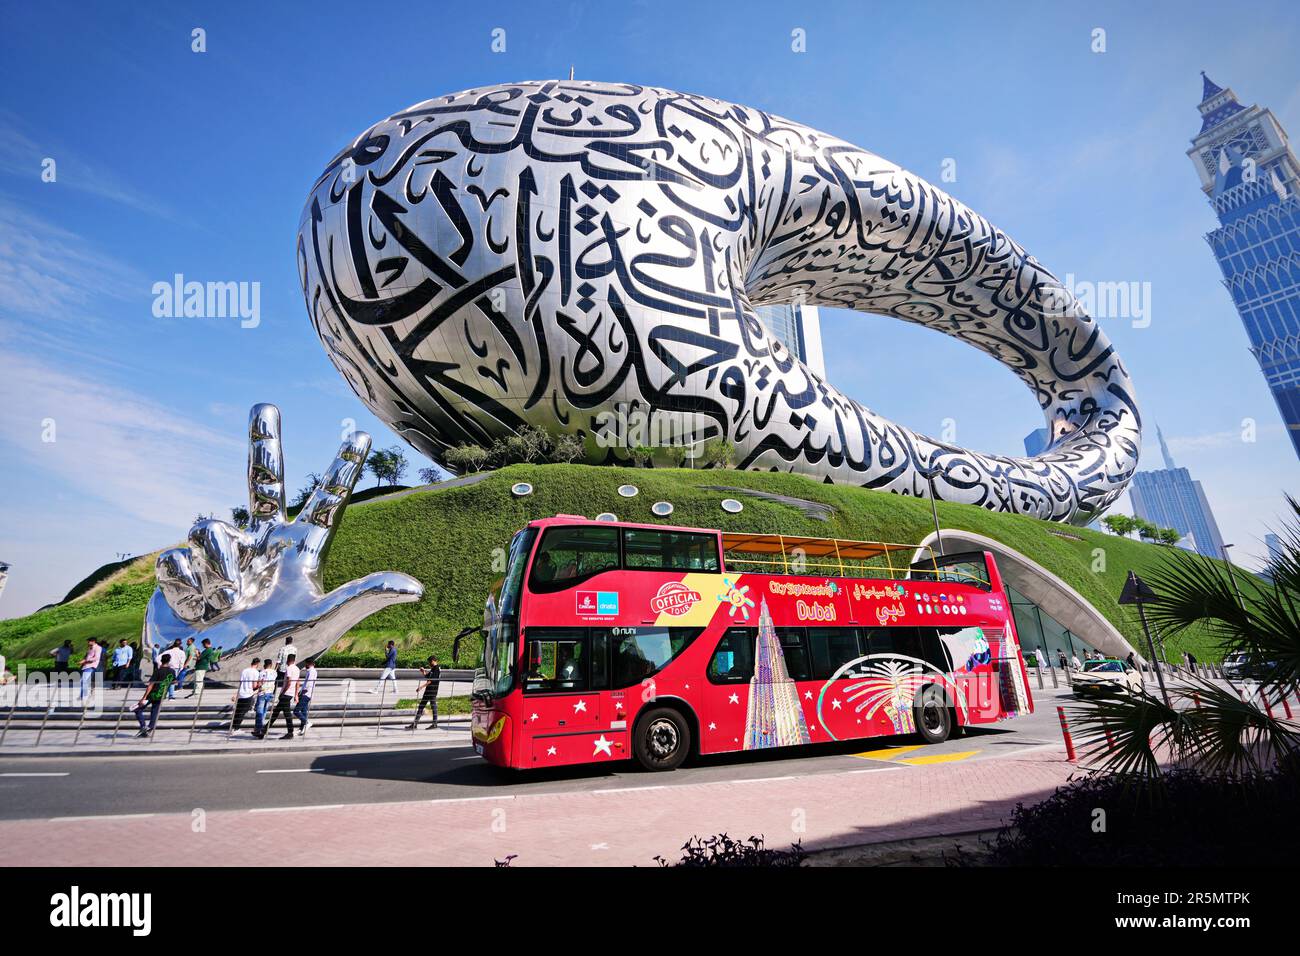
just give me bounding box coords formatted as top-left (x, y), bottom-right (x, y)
top-left (1188, 74), bottom-right (1300, 460)
top-left (1129, 424), bottom-right (1227, 559)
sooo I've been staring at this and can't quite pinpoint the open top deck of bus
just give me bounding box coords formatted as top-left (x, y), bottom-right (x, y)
top-left (524, 516), bottom-right (991, 589)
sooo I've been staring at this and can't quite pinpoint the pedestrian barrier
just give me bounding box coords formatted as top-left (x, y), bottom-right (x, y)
top-left (0, 671), bottom-right (474, 750)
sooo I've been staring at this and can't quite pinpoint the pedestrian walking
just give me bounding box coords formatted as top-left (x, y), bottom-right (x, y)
top-left (275, 637), bottom-right (298, 678)
top-left (406, 655), bottom-right (441, 729)
top-left (111, 639), bottom-right (133, 688)
top-left (253, 659), bottom-right (278, 739)
top-left (174, 637), bottom-right (198, 693)
top-left (164, 640), bottom-right (184, 699)
top-left (1071, 654), bottom-right (1082, 671)
top-left (232, 659), bottom-right (261, 732)
top-left (268, 654), bottom-right (301, 739)
top-left (370, 640), bottom-right (399, 695)
top-left (294, 659), bottom-right (317, 735)
top-left (133, 660), bottom-right (175, 738)
top-left (1056, 650), bottom-right (1067, 670)
top-left (189, 639), bottom-right (220, 698)
top-left (51, 641), bottom-right (73, 674)
top-left (78, 639), bottom-right (102, 702)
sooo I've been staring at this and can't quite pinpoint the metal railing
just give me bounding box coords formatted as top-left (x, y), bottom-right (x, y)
top-left (0, 671), bottom-right (473, 750)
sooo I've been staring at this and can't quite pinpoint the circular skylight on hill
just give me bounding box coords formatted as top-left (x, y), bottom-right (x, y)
top-left (595, 512), bottom-right (618, 522)
top-left (651, 501), bottom-right (674, 516)
top-left (720, 498), bottom-right (743, 514)
top-left (510, 482), bottom-right (534, 497)
top-left (617, 484), bottom-right (639, 498)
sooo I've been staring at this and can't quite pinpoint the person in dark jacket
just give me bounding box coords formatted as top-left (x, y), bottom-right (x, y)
top-left (406, 656), bottom-right (441, 729)
top-left (370, 640), bottom-right (400, 696)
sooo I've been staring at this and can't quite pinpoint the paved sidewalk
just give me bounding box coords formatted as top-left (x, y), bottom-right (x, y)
top-left (0, 745), bottom-right (1077, 866)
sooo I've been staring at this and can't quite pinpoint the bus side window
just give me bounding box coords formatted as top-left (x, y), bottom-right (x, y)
top-left (775, 628), bottom-right (811, 681)
top-left (707, 628), bottom-right (755, 683)
top-left (523, 628), bottom-right (587, 693)
top-left (808, 627), bottom-right (864, 680)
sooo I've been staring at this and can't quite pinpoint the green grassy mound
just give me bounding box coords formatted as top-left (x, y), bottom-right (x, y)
top-left (0, 465), bottom-right (1222, 668)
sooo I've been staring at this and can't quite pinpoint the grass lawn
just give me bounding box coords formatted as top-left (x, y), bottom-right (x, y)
top-left (395, 695), bottom-right (472, 715)
top-left (0, 463), bottom-right (1234, 666)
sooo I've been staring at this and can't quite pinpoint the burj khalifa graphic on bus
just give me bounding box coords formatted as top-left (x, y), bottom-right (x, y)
top-left (744, 599), bottom-right (812, 750)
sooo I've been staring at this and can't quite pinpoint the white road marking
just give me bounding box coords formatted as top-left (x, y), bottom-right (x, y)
top-left (249, 803), bottom-right (345, 813)
top-left (256, 768), bottom-right (325, 774)
top-left (2, 772), bottom-right (70, 777)
top-left (729, 775), bottom-right (797, 785)
top-left (592, 785), bottom-right (666, 795)
top-left (49, 812), bottom-right (155, 822)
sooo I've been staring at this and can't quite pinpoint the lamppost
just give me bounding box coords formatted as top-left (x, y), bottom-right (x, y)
top-left (1119, 570), bottom-right (1170, 707)
top-left (1220, 543), bottom-right (1248, 610)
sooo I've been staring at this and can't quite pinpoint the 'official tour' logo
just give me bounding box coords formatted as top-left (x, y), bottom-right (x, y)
top-left (650, 581), bottom-right (701, 616)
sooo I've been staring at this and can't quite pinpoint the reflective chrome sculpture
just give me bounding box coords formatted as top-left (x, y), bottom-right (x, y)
top-left (298, 81), bottom-right (1141, 525)
top-left (143, 404), bottom-right (423, 673)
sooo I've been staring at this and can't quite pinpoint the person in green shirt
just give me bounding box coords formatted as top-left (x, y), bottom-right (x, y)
top-left (134, 663), bottom-right (175, 738)
top-left (189, 639), bottom-right (220, 698)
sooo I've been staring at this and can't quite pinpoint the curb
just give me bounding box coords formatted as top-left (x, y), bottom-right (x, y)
top-left (0, 732), bottom-right (473, 760)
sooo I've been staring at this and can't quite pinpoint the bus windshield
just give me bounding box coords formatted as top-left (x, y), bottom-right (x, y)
top-left (483, 527), bottom-right (535, 697)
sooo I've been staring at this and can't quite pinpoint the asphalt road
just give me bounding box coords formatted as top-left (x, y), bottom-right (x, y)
top-left (0, 687), bottom-right (1073, 822)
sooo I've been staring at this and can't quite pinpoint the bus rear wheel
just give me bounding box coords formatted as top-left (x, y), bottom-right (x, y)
top-left (633, 707), bottom-right (691, 771)
top-left (915, 686), bottom-right (951, 745)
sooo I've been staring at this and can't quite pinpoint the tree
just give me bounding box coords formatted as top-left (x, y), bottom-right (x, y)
top-left (1157, 526), bottom-right (1182, 547)
top-left (1136, 518), bottom-right (1160, 542)
top-left (418, 467), bottom-right (440, 485)
top-left (293, 472), bottom-right (322, 509)
top-left (445, 443), bottom-right (490, 474)
top-left (700, 438), bottom-right (736, 468)
top-left (367, 446), bottom-right (409, 487)
top-left (230, 506), bottom-right (250, 530)
top-left (549, 434), bottom-right (586, 464)
top-left (630, 445), bottom-right (655, 467)
top-left (1070, 496), bottom-right (1300, 785)
top-left (662, 444), bottom-right (689, 467)
top-left (1103, 514), bottom-right (1138, 538)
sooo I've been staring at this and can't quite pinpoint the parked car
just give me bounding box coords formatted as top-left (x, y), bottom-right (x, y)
top-left (1072, 658), bottom-right (1143, 696)
top-left (1222, 650), bottom-right (1277, 681)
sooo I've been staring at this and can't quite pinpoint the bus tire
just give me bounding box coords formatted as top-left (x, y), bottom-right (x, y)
top-left (633, 707), bottom-right (691, 771)
top-left (914, 686), bottom-right (951, 745)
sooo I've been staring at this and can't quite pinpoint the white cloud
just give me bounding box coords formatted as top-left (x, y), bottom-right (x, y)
top-left (0, 350), bottom-right (244, 533)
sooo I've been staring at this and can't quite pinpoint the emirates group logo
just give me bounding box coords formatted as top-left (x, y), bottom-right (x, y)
top-left (651, 581), bottom-right (702, 616)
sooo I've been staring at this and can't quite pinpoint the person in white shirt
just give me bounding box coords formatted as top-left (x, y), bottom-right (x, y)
top-left (293, 659), bottom-right (318, 735)
top-left (231, 660), bottom-right (262, 732)
top-left (276, 638), bottom-right (298, 677)
top-left (254, 660), bottom-right (278, 739)
top-left (268, 655), bottom-right (301, 740)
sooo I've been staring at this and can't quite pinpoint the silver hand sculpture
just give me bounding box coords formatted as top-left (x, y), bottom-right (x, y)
top-left (143, 403), bottom-right (423, 675)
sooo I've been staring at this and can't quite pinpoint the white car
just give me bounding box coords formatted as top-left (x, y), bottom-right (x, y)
top-left (1072, 659), bottom-right (1143, 696)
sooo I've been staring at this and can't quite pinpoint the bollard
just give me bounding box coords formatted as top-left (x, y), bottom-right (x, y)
top-left (1262, 691), bottom-right (1275, 719)
top-left (1193, 692), bottom-right (1201, 709)
top-left (1035, 661), bottom-right (1044, 690)
top-left (1102, 719), bottom-right (1115, 751)
top-left (1283, 695), bottom-right (1293, 720)
top-left (1049, 664), bottom-right (1059, 689)
top-left (1056, 706), bottom-right (1077, 761)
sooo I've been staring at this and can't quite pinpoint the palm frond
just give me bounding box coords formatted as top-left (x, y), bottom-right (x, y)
top-left (1171, 675), bottom-right (1300, 776)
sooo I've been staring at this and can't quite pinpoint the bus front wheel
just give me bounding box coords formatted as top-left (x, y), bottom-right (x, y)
top-left (633, 707), bottom-right (691, 771)
top-left (915, 686), bottom-right (951, 745)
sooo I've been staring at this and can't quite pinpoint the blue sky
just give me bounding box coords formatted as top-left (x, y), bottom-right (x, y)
top-left (1, 0), bottom-right (1298, 616)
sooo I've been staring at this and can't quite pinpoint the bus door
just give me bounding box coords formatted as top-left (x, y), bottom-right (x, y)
top-left (520, 628), bottom-right (609, 766)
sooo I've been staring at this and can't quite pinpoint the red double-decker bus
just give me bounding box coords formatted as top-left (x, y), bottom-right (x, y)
top-left (471, 516), bottom-right (1033, 771)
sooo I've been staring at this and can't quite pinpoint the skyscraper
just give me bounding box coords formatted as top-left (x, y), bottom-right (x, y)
top-left (743, 598), bottom-right (811, 750)
top-left (1129, 426), bottom-right (1227, 559)
top-left (1023, 427), bottom-right (1049, 457)
top-left (755, 304), bottom-right (826, 377)
top-left (1188, 73), bottom-right (1300, 459)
